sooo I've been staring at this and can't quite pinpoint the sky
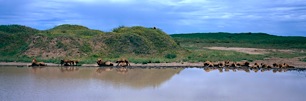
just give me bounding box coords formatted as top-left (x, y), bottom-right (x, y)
top-left (0, 0), bottom-right (306, 36)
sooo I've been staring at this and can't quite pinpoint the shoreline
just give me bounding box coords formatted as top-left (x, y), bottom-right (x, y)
top-left (0, 62), bottom-right (205, 67)
top-left (1, 59), bottom-right (306, 68)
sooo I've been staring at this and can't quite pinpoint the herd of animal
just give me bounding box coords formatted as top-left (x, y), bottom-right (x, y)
top-left (29, 58), bottom-right (130, 67)
top-left (30, 58), bottom-right (295, 69)
top-left (96, 58), bottom-right (130, 67)
top-left (203, 61), bottom-right (295, 68)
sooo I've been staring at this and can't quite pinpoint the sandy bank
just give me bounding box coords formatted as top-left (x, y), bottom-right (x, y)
top-left (206, 47), bottom-right (297, 54)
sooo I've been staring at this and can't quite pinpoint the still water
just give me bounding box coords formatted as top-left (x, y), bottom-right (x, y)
top-left (1, 66), bottom-right (306, 101)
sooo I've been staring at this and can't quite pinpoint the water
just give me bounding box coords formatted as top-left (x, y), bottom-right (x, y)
top-left (1, 66), bottom-right (306, 101)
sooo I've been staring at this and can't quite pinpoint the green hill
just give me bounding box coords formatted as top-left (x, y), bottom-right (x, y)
top-left (1, 25), bottom-right (305, 64)
top-left (0, 24), bottom-right (180, 63)
top-left (171, 32), bottom-right (306, 49)
top-left (0, 25), bottom-right (36, 57)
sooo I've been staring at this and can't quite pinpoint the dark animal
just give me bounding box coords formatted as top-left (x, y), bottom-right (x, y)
top-left (60, 59), bottom-right (79, 66)
top-left (116, 58), bottom-right (130, 67)
top-left (203, 61), bottom-right (214, 67)
top-left (31, 58), bottom-right (47, 66)
top-left (97, 59), bottom-right (114, 66)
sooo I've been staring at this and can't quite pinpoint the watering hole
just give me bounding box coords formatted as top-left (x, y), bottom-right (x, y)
top-left (1, 66), bottom-right (306, 101)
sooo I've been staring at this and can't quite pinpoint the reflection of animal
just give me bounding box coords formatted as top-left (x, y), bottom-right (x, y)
top-left (97, 59), bottom-right (113, 66)
top-left (202, 60), bottom-right (295, 69)
top-left (204, 61), bottom-right (250, 68)
top-left (116, 67), bottom-right (128, 74)
top-left (204, 67), bottom-right (213, 72)
top-left (204, 67), bottom-right (220, 72)
top-left (60, 59), bottom-right (79, 66)
top-left (60, 67), bottom-right (79, 72)
top-left (96, 67), bottom-right (113, 73)
top-left (31, 58), bottom-right (47, 66)
top-left (116, 58), bottom-right (130, 67)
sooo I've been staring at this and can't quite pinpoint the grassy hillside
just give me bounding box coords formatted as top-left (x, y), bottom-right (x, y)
top-left (0, 25), bottom-right (37, 62)
top-left (171, 32), bottom-right (306, 49)
top-left (1, 25), bottom-right (305, 64)
top-left (0, 24), bottom-right (181, 63)
top-left (171, 32), bottom-right (306, 62)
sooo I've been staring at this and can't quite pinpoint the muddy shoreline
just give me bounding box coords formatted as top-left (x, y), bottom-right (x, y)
top-left (1, 57), bottom-right (306, 68)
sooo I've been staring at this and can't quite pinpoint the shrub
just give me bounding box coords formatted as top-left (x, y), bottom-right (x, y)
top-left (165, 53), bottom-right (177, 59)
top-left (142, 61), bottom-right (148, 64)
top-left (300, 58), bottom-right (306, 62)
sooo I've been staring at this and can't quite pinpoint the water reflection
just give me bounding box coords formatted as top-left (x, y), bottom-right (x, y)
top-left (96, 67), bottom-right (113, 73)
top-left (60, 67), bottom-right (79, 72)
top-left (94, 67), bottom-right (183, 89)
top-left (1, 66), bottom-right (306, 101)
top-left (96, 67), bottom-right (130, 74)
top-left (202, 67), bottom-right (301, 73)
top-left (8, 66), bottom-right (183, 89)
top-left (30, 67), bottom-right (45, 73)
top-left (116, 67), bottom-right (128, 74)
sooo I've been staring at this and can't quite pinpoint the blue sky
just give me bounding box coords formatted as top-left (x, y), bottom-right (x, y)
top-left (1, 0), bottom-right (306, 36)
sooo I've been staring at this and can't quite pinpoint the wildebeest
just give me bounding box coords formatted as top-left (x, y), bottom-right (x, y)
top-left (60, 59), bottom-right (79, 66)
top-left (116, 58), bottom-right (130, 67)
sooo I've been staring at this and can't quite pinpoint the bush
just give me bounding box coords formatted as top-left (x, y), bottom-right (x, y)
top-left (165, 53), bottom-right (177, 59)
top-left (142, 61), bottom-right (148, 64)
top-left (300, 58), bottom-right (306, 62)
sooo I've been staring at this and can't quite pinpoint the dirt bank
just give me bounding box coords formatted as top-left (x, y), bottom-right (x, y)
top-left (206, 47), bottom-right (295, 54)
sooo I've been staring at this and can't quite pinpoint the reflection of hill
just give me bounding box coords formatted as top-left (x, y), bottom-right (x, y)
top-left (94, 68), bottom-right (183, 89)
top-left (26, 67), bottom-right (183, 89)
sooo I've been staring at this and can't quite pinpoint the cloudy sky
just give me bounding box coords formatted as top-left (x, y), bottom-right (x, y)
top-left (1, 0), bottom-right (306, 36)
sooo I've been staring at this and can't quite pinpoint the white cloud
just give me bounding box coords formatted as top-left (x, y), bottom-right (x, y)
top-left (1, 0), bottom-right (306, 36)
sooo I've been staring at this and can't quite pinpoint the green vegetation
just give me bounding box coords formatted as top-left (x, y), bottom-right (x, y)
top-left (0, 24), bottom-right (181, 64)
top-left (1, 25), bottom-right (306, 64)
top-left (182, 49), bottom-right (264, 62)
top-left (301, 58), bottom-right (306, 62)
top-left (107, 26), bottom-right (179, 54)
top-left (171, 33), bottom-right (306, 62)
top-left (0, 25), bottom-right (36, 57)
top-left (171, 32), bottom-right (306, 49)
top-left (165, 53), bottom-right (177, 59)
